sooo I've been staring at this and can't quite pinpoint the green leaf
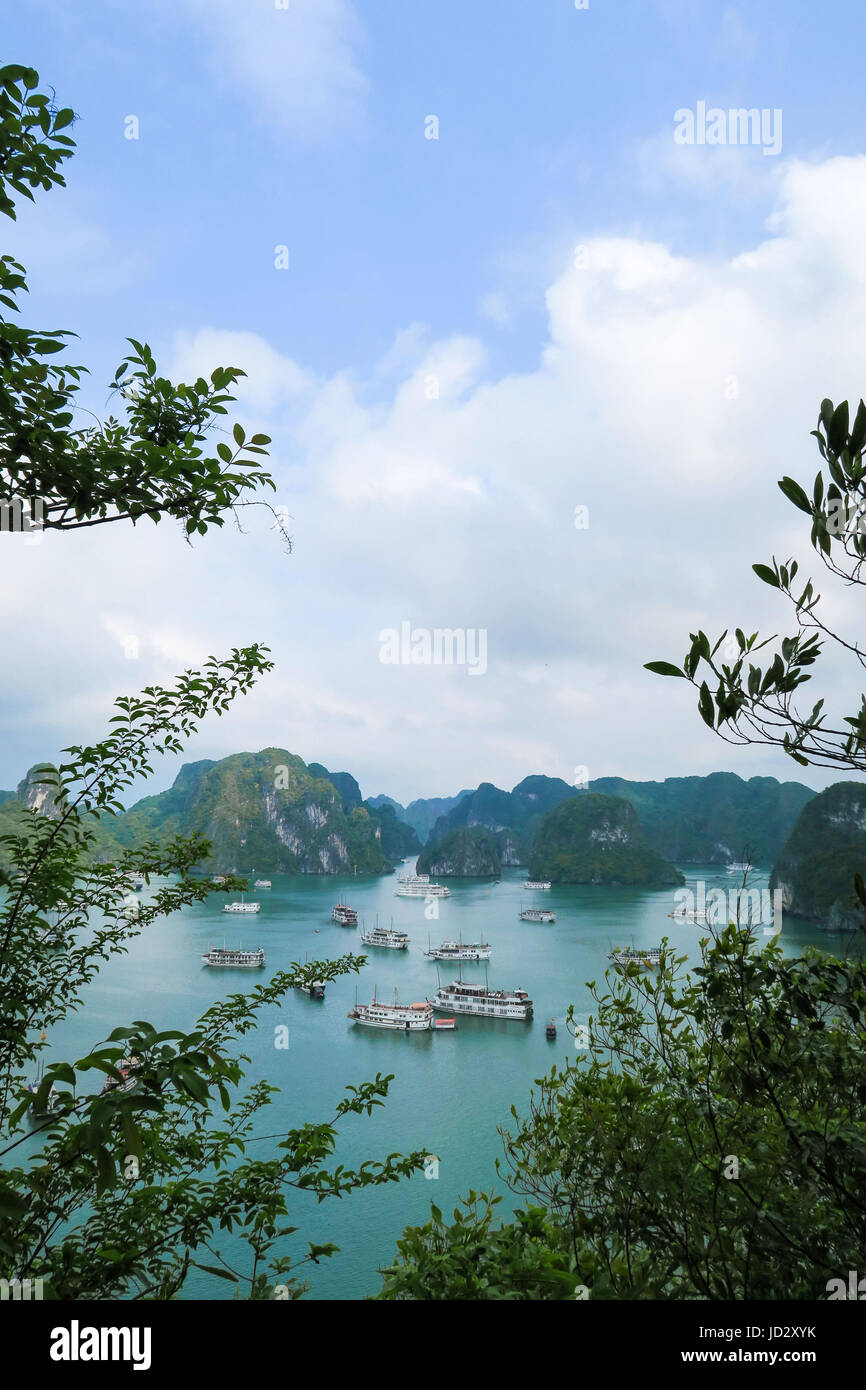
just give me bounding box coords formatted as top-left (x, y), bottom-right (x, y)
top-left (698, 682), bottom-right (715, 728)
top-left (752, 563), bottom-right (780, 588)
top-left (828, 400), bottom-right (849, 453)
top-left (644, 661), bottom-right (685, 678)
top-left (778, 476), bottom-right (812, 515)
top-left (192, 1263), bottom-right (238, 1282)
top-left (0, 1187), bottom-right (28, 1219)
top-left (95, 1148), bottom-right (116, 1196)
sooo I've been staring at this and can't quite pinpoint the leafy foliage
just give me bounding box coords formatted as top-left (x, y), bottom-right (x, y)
top-left (0, 63), bottom-right (288, 545)
top-left (384, 394), bottom-right (866, 1303)
top-left (378, 1193), bottom-right (574, 1300)
top-left (383, 928), bottom-right (866, 1299)
top-left (0, 655), bottom-right (426, 1297)
top-left (646, 397), bottom-right (866, 771)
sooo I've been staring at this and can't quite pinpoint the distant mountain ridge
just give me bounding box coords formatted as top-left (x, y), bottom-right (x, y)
top-left (0, 750), bottom-right (419, 876)
top-left (589, 773), bottom-right (815, 867)
top-left (425, 776), bottom-right (578, 862)
top-left (368, 790), bottom-right (474, 842)
top-left (0, 754), bottom-right (823, 894)
top-left (410, 771), bottom-right (814, 868)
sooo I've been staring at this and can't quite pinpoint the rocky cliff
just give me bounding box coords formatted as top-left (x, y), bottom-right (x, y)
top-left (589, 772), bottom-right (814, 865)
top-left (770, 782), bottom-right (866, 929)
top-left (416, 825), bottom-right (502, 877)
top-left (528, 793), bottom-right (684, 887)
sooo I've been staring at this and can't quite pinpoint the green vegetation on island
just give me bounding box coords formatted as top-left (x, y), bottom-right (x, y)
top-left (416, 771), bottom-right (814, 871)
top-left (416, 825), bottom-right (502, 878)
top-left (589, 771), bottom-right (814, 866)
top-left (0, 750), bottom-right (420, 877)
top-left (770, 782), bottom-right (866, 929)
top-left (528, 794), bottom-right (684, 886)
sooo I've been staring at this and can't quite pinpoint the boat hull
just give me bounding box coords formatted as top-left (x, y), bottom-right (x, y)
top-left (348, 1010), bottom-right (431, 1031)
top-left (430, 992), bottom-right (532, 1020)
top-left (395, 887), bottom-right (450, 898)
top-left (424, 949), bottom-right (491, 961)
top-left (202, 952), bottom-right (265, 968)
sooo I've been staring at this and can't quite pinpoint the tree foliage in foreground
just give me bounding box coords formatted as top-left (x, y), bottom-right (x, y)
top-left (0, 651), bottom-right (425, 1298)
top-left (383, 398), bottom-right (866, 1300)
top-left (646, 396), bottom-right (866, 771)
top-left (0, 59), bottom-right (420, 1300)
top-left (380, 928), bottom-right (866, 1299)
top-left (0, 62), bottom-right (289, 545)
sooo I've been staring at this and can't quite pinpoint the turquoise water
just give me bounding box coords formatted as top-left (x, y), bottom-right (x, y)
top-left (35, 863), bottom-right (857, 1300)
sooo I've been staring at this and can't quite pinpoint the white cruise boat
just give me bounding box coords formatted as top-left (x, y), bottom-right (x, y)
top-left (522, 880), bottom-right (551, 890)
top-left (608, 946), bottom-right (661, 968)
top-left (202, 945), bottom-right (266, 968)
top-left (223, 899), bottom-right (260, 914)
top-left (396, 880), bottom-right (450, 898)
top-left (254, 879), bottom-right (272, 889)
top-left (360, 919), bottom-right (410, 950)
top-left (726, 861), bottom-right (751, 874)
top-left (347, 990), bottom-right (433, 1031)
top-left (668, 907), bottom-right (711, 924)
top-left (212, 875), bottom-right (227, 885)
top-left (333, 900), bottom-right (359, 926)
top-left (520, 908), bottom-right (555, 923)
top-left (424, 936), bottom-right (491, 961)
top-left (430, 977), bottom-right (533, 1020)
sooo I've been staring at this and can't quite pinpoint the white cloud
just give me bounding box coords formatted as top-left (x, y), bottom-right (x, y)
top-left (170, 329), bottom-right (316, 412)
top-left (3, 156), bottom-right (866, 801)
top-left (635, 126), bottom-right (786, 200)
top-left (180, 0), bottom-right (368, 141)
top-left (375, 323), bottom-right (431, 377)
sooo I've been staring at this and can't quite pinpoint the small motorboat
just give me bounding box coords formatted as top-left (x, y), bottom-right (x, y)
top-left (545, 1019), bottom-right (557, 1039)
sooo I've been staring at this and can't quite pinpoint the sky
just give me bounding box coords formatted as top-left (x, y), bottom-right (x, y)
top-left (2, 0), bottom-right (866, 804)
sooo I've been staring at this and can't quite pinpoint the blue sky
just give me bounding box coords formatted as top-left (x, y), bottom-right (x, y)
top-left (2, 0), bottom-right (865, 802)
top-left (10, 0), bottom-right (862, 385)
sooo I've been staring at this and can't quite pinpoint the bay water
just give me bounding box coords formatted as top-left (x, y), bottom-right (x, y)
top-left (36, 862), bottom-right (854, 1300)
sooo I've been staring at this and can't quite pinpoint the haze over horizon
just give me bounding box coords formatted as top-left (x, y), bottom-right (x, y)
top-left (2, 0), bottom-right (863, 803)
